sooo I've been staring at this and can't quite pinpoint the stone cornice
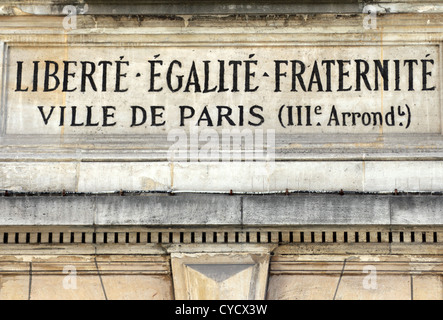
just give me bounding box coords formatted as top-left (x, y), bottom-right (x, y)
top-left (0, 1), bottom-right (442, 16)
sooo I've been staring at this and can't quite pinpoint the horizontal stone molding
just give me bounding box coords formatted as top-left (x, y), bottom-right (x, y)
top-left (0, 225), bottom-right (441, 257)
top-left (4, 161), bottom-right (443, 194)
top-left (0, 193), bottom-right (442, 226)
top-left (1, 1), bottom-right (443, 16)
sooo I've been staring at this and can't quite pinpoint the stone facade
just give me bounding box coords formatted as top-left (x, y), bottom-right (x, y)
top-left (0, 0), bottom-right (442, 300)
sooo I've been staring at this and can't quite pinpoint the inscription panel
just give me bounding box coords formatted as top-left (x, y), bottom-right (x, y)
top-left (2, 44), bottom-right (440, 136)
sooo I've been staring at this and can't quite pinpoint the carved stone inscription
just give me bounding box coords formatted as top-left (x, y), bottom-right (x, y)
top-left (4, 44), bottom-right (440, 135)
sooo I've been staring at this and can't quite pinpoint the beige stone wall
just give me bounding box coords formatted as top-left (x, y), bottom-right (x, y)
top-left (0, 1), bottom-right (441, 301)
top-left (268, 255), bottom-right (443, 300)
top-left (0, 254), bottom-right (174, 300)
top-left (0, 251), bottom-right (441, 300)
top-left (0, 225), bottom-right (440, 300)
top-left (1, 12), bottom-right (443, 194)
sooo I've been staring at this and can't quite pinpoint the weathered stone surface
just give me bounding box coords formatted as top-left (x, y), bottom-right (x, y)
top-left (391, 196), bottom-right (443, 225)
top-left (0, 196), bottom-right (95, 225)
top-left (242, 194), bottom-right (391, 225)
top-left (0, 275), bottom-right (30, 300)
top-left (268, 255), bottom-right (443, 300)
top-left (0, 253), bottom-right (441, 300)
top-left (0, 0), bottom-right (441, 303)
top-left (170, 246), bottom-right (271, 300)
top-left (1, 0), bottom-right (442, 16)
top-left (0, 193), bottom-right (443, 226)
top-left (77, 162), bottom-right (171, 193)
top-left (412, 275), bottom-right (443, 300)
top-left (0, 254), bottom-right (174, 300)
top-left (0, 261), bottom-right (30, 300)
top-left (5, 44), bottom-right (438, 135)
top-left (267, 275), bottom-right (341, 300)
top-left (3, 160), bottom-right (443, 194)
top-left (335, 274), bottom-right (412, 300)
top-left (30, 274), bottom-right (106, 300)
top-left (99, 275), bottom-right (173, 300)
top-left (94, 194), bottom-right (242, 226)
top-left (172, 162), bottom-right (364, 193)
top-left (0, 12), bottom-right (442, 196)
top-left (0, 162), bottom-right (78, 193)
top-left (0, 194), bottom-right (242, 226)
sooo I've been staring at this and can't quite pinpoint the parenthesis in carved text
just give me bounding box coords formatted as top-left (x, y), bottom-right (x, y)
top-left (405, 104), bottom-right (411, 129)
top-left (278, 105), bottom-right (286, 128)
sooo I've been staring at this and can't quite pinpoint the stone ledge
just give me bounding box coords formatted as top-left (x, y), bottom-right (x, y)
top-left (0, 1), bottom-right (364, 16)
top-left (4, 161), bottom-right (443, 194)
top-left (1, 1), bottom-right (443, 16)
top-left (0, 193), bottom-right (442, 226)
